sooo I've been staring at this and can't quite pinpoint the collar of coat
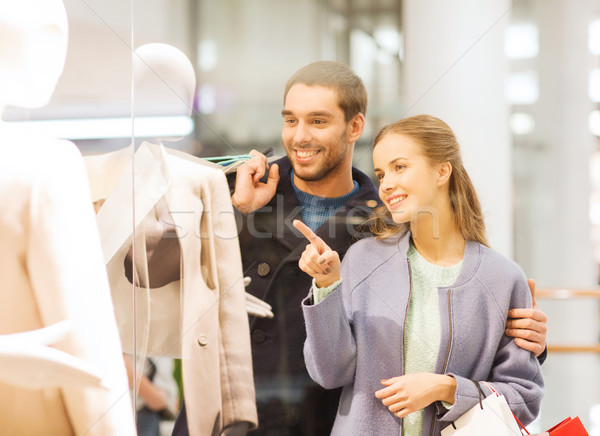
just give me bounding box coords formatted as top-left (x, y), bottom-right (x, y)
top-left (378, 231), bottom-right (483, 289)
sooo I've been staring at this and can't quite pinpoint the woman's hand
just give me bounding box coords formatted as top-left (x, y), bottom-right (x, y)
top-left (293, 219), bottom-right (340, 288)
top-left (375, 373), bottom-right (456, 418)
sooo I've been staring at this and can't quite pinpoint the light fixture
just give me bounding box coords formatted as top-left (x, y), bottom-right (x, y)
top-left (5, 115), bottom-right (194, 140)
top-left (504, 24), bottom-right (539, 59)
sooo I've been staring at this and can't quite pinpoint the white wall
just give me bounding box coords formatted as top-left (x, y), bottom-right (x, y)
top-left (403, 0), bottom-right (513, 257)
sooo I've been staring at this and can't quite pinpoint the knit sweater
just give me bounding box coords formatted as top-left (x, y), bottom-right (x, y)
top-left (403, 242), bottom-right (462, 435)
top-left (291, 170), bottom-right (359, 231)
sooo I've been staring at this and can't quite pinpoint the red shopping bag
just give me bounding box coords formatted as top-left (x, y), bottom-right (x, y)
top-left (526, 416), bottom-right (589, 436)
top-left (545, 417), bottom-right (588, 435)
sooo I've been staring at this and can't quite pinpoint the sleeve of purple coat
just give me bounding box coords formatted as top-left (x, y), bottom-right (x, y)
top-left (302, 257), bottom-right (357, 390)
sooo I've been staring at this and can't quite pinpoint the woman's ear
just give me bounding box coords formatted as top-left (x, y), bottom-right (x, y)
top-left (437, 162), bottom-right (452, 186)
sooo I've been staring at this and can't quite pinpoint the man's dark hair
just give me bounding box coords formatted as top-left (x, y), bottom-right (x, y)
top-left (284, 61), bottom-right (367, 122)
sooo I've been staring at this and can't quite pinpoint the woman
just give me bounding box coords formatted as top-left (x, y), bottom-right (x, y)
top-left (293, 115), bottom-right (544, 435)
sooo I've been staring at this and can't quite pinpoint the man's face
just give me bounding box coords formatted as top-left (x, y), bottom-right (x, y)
top-left (281, 84), bottom-right (353, 183)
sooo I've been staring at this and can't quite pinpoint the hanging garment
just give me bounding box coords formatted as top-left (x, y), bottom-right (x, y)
top-left (85, 142), bottom-right (257, 435)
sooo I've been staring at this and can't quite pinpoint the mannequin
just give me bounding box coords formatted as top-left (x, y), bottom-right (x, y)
top-left (0, 321), bottom-right (103, 389)
top-left (85, 43), bottom-right (258, 436)
top-left (0, 1), bottom-right (136, 435)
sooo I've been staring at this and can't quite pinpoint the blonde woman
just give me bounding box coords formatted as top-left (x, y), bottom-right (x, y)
top-left (293, 115), bottom-right (544, 435)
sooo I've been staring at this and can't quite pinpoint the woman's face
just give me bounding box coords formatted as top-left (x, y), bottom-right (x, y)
top-left (373, 133), bottom-right (442, 224)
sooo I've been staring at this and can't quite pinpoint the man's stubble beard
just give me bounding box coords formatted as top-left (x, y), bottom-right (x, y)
top-left (289, 133), bottom-right (351, 183)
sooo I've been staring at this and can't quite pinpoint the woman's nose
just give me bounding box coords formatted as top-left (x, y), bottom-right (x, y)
top-left (380, 175), bottom-right (393, 192)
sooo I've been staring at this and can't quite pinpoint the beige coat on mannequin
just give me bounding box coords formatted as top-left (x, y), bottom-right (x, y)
top-left (85, 142), bottom-right (258, 435)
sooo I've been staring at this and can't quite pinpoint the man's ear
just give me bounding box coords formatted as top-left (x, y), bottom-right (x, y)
top-left (437, 162), bottom-right (452, 186)
top-left (347, 113), bottom-right (365, 143)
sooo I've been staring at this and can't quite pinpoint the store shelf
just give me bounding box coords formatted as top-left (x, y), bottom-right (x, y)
top-left (537, 288), bottom-right (600, 299)
top-left (537, 288), bottom-right (600, 354)
top-left (548, 344), bottom-right (600, 354)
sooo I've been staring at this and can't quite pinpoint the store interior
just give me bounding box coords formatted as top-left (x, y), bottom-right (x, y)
top-left (3, 0), bottom-right (600, 434)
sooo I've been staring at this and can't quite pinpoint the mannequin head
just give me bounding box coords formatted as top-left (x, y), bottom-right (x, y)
top-left (133, 43), bottom-right (196, 119)
top-left (0, 0), bottom-right (68, 112)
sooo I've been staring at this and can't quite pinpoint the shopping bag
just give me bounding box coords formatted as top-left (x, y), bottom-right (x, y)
top-left (525, 416), bottom-right (590, 436)
top-left (441, 380), bottom-right (525, 436)
top-left (545, 416), bottom-right (588, 435)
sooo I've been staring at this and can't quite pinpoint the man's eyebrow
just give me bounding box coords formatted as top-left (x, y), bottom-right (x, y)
top-left (281, 110), bottom-right (335, 117)
top-left (307, 111), bottom-right (334, 118)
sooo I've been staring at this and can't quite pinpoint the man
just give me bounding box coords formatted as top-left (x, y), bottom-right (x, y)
top-left (231, 61), bottom-right (548, 435)
top-left (232, 62), bottom-right (379, 435)
top-left (174, 61), bottom-right (548, 435)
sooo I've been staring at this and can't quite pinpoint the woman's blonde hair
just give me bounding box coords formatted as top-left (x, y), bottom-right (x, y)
top-left (368, 115), bottom-right (489, 247)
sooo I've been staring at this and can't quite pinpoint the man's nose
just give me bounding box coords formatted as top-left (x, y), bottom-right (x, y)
top-left (293, 121), bottom-right (312, 144)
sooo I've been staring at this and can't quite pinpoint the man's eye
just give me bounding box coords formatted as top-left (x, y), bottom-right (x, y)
top-left (285, 119), bottom-right (297, 124)
top-left (313, 119), bottom-right (325, 124)
top-left (376, 173), bottom-right (384, 180)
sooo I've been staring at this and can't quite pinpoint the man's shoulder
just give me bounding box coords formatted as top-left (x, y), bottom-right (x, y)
top-left (272, 156), bottom-right (293, 193)
top-left (350, 166), bottom-right (379, 203)
top-left (273, 156), bottom-right (292, 176)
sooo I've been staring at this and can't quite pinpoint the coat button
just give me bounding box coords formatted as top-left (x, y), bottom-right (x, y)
top-left (366, 200), bottom-right (378, 208)
top-left (257, 263), bottom-right (271, 277)
top-left (197, 335), bottom-right (208, 346)
top-left (252, 329), bottom-right (266, 344)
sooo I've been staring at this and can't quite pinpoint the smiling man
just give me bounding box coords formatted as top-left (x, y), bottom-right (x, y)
top-left (231, 61), bottom-right (381, 436)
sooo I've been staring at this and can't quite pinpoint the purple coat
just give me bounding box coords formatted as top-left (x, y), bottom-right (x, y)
top-left (302, 232), bottom-right (544, 435)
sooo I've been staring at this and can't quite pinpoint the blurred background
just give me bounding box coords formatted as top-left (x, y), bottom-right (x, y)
top-left (4, 0), bottom-right (600, 432)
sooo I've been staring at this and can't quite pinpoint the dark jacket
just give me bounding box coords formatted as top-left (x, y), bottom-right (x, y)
top-left (234, 156), bottom-right (380, 434)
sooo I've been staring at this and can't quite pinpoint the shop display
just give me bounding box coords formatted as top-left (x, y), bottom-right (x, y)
top-left (0, 1), bottom-right (136, 434)
top-left (84, 43), bottom-right (257, 435)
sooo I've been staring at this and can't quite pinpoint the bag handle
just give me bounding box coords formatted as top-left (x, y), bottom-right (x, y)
top-left (450, 380), bottom-right (486, 430)
top-left (450, 380), bottom-right (530, 434)
top-left (481, 381), bottom-right (530, 435)
top-left (481, 381), bottom-right (498, 396)
top-left (471, 379), bottom-right (486, 410)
